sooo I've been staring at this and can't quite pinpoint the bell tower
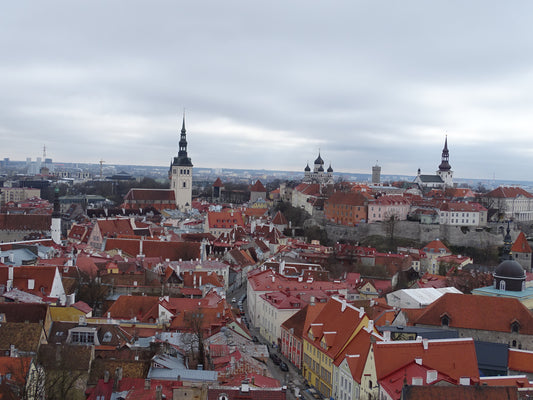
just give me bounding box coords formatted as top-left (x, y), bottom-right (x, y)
top-left (169, 114), bottom-right (193, 211)
top-left (437, 136), bottom-right (453, 188)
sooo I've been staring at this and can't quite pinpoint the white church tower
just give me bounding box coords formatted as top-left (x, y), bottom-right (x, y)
top-left (51, 187), bottom-right (61, 244)
top-left (169, 115), bottom-right (193, 211)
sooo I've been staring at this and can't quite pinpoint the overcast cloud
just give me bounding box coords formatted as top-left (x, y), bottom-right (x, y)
top-left (2, 1), bottom-right (533, 180)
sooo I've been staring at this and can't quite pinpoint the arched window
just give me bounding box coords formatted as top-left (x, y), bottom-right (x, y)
top-left (499, 280), bottom-right (506, 291)
top-left (441, 315), bottom-right (450, 327)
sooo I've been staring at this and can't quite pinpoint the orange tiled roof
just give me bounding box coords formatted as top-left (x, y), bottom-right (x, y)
top-left (508, 348), bottom-right (533, 373)
top-left (207, 211), bottom-right (245, 229)
top-left (250, 180), bottom-right (266, 192)
top-left (486, 186), bottom-right (533, 199)
top-left (374, 338), bottom-right (479, 381)
top-left (413, 293), bottom-right (533, 333)
top-left (511, 232), bottom-right (532, 254)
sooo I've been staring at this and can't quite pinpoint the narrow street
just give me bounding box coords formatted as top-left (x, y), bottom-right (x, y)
top-left (228, 283), bottom-right (324, 400)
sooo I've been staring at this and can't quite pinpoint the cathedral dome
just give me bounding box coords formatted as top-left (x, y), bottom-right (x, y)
top-left (318, 165), bottom-right (324, 172)
top-left (304, 164), bottom-right (311, 172)
top-left (494, 259), bottom-right (526, 292)
top-left (494, 260), bottom-right (526, 279)
top-left (327, 164), bottom-right (333, 173)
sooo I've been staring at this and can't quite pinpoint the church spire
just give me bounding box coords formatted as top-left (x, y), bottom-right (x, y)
top-left (172, 113), bottom-right (193, 167)
top-left (438, 135), bottom-right (451, 172)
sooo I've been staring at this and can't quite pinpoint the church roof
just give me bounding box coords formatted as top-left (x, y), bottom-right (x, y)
top-left (212, 177), bottom-right (223, 188)
top-left (314, 153), bottom-right (324, 165)
top-left (511, 232), bottom-right (532, 254)
top-left (418, 175), bottom-right (444, 183)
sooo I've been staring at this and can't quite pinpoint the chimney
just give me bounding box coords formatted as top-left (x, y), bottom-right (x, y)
top-left (155, 385), bottom-right (163, 400)
top-left (310, 296), bottom-right (315, 305)
top-left (8, 252), bottom-right (14, 263)
top-left (341, 299), bottom-right (347, 312)
top-left (8, 266), bottom-right (14, 281)
top-left (144, 378), bottom-right (151, 390)
top-left (383, 330), bottom-right (391, 341)
top-left (459, 377), bottom-right (471, 386)
top-left (422, 338), bottom-right (428, 350)
top-left (415, 357), bottom-right (422, 365)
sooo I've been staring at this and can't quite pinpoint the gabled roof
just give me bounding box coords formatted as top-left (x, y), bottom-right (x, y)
top-left (123, 188), bottom-right (175, 201)
top-left (250, 180), bottom-right (266, 193)
top-left (0, 322), bottom-right (44, 353)
top-left (0, 214), bottom-right (51, 231)
top-left (374, 338), bottom-right (479, 381)
top-left (305, 297), bottom-right (368, 360)
top-left (213, 177), bottom-right (223, 187)
top-left (412, 293), bottom-right (533, 334)
top-left (326, 191), bottom-right (369, 207)
top-left (0, 303), bottom-right (48, 323)
top-left (486, 186), bottom-right (533, 199)
top-left (0, 265), bottom-right (59, 299)
top-left (511, 232), bottom-right (532, 254)
top-left (417, 175), bottom-right (444, 183)
top-left (96, 218), bottom-right (135, 237)
top-left (272, 211), bottom-right (288, 225)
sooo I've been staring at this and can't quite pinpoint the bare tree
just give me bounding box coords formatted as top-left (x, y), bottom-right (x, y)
top-left (383, 212), bottom-right (399, 247)
top-left (183, 310), bottom-right (206, 368)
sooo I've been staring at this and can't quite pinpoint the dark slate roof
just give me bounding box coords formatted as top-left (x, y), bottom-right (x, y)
top-left (418, 175), bottom-right (444, 183)
top-left (474, 340), bottom-right (508, 374)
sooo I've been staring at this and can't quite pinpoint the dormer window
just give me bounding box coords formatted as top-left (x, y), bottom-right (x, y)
top-left (441, 314), bottom-right (450, 327)
top-left (103, 331), bottom-right (112, 343)
top-left (511, 321), bottom-right (520, 334)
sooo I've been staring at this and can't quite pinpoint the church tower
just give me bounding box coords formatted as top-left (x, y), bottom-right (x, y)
top-left (51, 187), bottom-right (61, 244)
top-left (169, 115), bottom-right (193, 211)
top-left (436, 136), bottom-right (453, 188)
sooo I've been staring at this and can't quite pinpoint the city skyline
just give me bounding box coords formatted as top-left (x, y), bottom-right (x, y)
top-left (3, 1), bottom-right (533, 181)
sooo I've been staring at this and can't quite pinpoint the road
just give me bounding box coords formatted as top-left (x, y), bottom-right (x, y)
top-left (227, 284), bottom-right (324, 400)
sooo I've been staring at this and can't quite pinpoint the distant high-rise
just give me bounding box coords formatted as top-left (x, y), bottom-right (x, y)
top-left (372, 162), bottom-right (381, 184)
top-left (169, 114), bottom-right (193, 211)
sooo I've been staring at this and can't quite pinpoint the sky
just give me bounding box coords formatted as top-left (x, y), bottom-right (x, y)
top-left (2, 1), bottom-right (533, 181)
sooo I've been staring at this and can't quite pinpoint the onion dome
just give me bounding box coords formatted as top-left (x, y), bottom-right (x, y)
top-left (327, 164), bottom-right (333, 173)
top-left (314, 152), bottom-right (324, 165)
top-left (304, 163), bottom-right (311, 172)
top-left (318, 165), bottom-right (324, 172)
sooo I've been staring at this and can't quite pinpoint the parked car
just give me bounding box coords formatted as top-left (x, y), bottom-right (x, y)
top-left (232, 297), bottom-right (236, 303)
top-left (270, 353), bottom-right (281, 365)
top-left (279, 361), bottom-right (289, 371)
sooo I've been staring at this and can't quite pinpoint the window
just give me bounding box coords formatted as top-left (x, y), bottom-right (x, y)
top-left (103, 331), bottom-right (113, 343)
top-left (499, 280), bottom-right (506, 291)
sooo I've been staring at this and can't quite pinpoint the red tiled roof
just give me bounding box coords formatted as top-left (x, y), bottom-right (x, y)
top-left (207, 211), bottom-right (245, 230)
top-left (486, 186), bottom-right (533, 199)
top-left (0, 266), bottom-right (58, 298)
top-left (0, 214), bottom-right (51, 231)
top-left (104, 238), bottom-right (200, 261)
top-left (250, 180), bottom-right (266, 192)
top-left (294, 183), bottom-right (321, 196)
top-left (123, 188), bottom-right (175, 201)
top-left (422, 239), bottom-right (450, 254)
top-left (413, 293), bottom-right (533, 333)
top-left (96, 219), bottom-right (135, 237)
top-left (326, 191), bottom-right (369, 206)
top-left (272, 211), bottom-right (288, 225)
top-left (439, 202), bottom-right (487, 212)
top-left (508, 348), bottom-right (533, 373)
top-left (511, 232), bottom-right (532, 254)
top-left (374, 338), bottom-right (479, 381)
top-left (213, 177), bottom-right (223, 187)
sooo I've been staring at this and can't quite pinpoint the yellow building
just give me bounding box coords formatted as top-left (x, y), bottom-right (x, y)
top-left (302, 297), bottom-right (371, 398)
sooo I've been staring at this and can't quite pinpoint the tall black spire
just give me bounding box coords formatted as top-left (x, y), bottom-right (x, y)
top-left (438, 136), bottom-right (451, 171)
top-left (172, 114), bottom-right (193, 167)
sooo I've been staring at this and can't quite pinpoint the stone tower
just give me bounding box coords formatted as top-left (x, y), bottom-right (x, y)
top-left (169, 115), bottom-right (193, 211)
